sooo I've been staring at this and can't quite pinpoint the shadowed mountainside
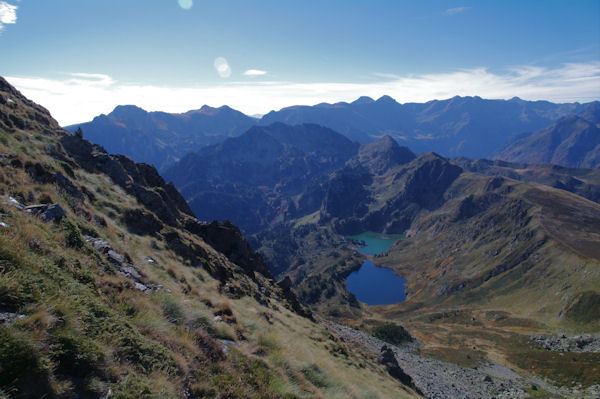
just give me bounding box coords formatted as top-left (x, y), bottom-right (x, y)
top-left (496, 102), bottom-right (600, 169)
top-left (164, 122), bottom-right (360, 233)
top-left (261, 95), bottom-right (587, 158)
top-left (67, 95), bottom-right (589, 171)
top-left (65, 104), bottom-right (257, 171)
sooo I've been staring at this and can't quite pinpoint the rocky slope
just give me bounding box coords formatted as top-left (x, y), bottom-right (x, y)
top-left (0, 77), bottom-right (420, 399)
top-left (452, 157), bottom-right (600, 203)
top-left (495, 102), bottom-right (600, 169)
top-left (65, 104), bottom-right (256, 171)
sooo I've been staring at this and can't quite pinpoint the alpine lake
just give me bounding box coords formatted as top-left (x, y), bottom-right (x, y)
top-left (345, 232), bottom-right (407, 305)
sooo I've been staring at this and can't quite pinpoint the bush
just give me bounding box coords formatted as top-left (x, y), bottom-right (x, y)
top-left (0, 328), bottom-right (52, 397)
top-left (62, 219), bottom-right (84, 249)
top-left (161, 299), bottom-right (184, 325)
top-left (371, 323), bottom-right (412, 346)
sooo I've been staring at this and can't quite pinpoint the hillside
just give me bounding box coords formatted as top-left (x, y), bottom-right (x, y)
top-left (251, 136), bottom-right (600, 396)
top-left (0, 78), bottom-right (420, 399)
top-left (65, 104), bottom-right (256, 171)
top-left (261, 95), bottom-right (586, 158)
top-left (164, 123), bottom-right (359, 234)
top-left (453, 157), bottom-right (600, 203)
top-left (496, 102), bottom-right (600, 169)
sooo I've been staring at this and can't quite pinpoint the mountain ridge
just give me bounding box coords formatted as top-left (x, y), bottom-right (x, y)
top-left (496, 102), bottom-right (600, 169)
top-left (67, 95), bottom-right (590, 171)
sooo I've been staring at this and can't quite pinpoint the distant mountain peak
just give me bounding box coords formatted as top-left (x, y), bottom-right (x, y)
top-left (376, 94), bottom-right (397, 104)
top-left (109, 104), bottom-right (148, 117)
top-left (352, 96), bottom-right (375, 105)
top-left (355, 134), bottom-right (416, 174)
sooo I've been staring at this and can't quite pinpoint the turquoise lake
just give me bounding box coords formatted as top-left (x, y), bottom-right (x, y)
top-left (345, 232), bottom-right (407, 305)
top-left (346, 232), bottom-right (403, 255)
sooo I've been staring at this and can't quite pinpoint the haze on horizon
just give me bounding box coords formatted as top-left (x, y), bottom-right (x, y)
top-left (0, 0), bottom-right (599, 125)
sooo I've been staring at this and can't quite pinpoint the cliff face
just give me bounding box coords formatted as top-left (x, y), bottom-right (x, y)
top-left (321, 149), bottom-right (462, 234)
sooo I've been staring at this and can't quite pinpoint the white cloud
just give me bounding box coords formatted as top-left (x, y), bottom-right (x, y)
top-left (445, 7), bottom-right (470, 15)
top-left (0, 1), bottom-right (17, 33)
top-left (6, 62), bottom-right (600, 126)
top-left (214, 57), bottom-right (232, 78)
top-left (243, 69), bottom-right (268, 76)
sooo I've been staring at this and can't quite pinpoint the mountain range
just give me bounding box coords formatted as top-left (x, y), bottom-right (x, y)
top-left (65, 104), bottom-right (256, 171)
top-left (67, 95), bottom-right (592, 171)
top-left (496, 102), bottom-right (600, 168)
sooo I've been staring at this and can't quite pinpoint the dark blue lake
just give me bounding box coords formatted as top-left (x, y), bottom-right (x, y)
top-left (345, 232), bottom-right (407, 305)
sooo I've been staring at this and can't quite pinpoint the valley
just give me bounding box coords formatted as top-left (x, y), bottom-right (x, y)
top-left (2, 1), bottom-right (599, 398)
top-left (160, 101), bottom-right (600, 397)
top-left (1, 77), bottom-right (599, 398)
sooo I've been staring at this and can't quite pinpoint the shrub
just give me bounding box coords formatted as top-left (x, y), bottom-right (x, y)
top-left (301, 364), bottom-right (329, 388)
top-left (62, 219), bottom-right (84, 249)
top-left (371, 323), bottom-right (412, 346)
top-left (0, 328), bottom-right (52, 397)
top-left (52, 330), bottom-right (105, 378)
top-left (161, 299), bottom-right (184, 325)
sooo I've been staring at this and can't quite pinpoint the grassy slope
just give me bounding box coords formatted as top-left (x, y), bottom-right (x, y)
top-left (370, 173), bottom-right (600, 389)
top-left (0, 81), bottom-right (418, 399)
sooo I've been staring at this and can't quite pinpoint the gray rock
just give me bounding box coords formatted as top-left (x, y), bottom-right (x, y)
top-left (107, 250), bottom-right (124, 265)
top-left (4, 196), bottom-right (24, 210)
top-left (42, 203), bottom-right (66, 221)
top-left (0, 311), bottom-right (25, 324)
top-left (25, 204), bottom-right (49, 215)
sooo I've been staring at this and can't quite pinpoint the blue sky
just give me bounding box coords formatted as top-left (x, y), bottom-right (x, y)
top-left (1, 0), bottom-right (599, 125)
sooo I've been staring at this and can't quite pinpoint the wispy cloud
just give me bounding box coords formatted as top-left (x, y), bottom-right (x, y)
top-left (445, 7), bottom-right (470, 15)
top-left (6, 62), bottom-right (600, 126)
top-left (0, 1), bottom-right (17, 33)
top-left (243, 69), bottom-right (268, 77)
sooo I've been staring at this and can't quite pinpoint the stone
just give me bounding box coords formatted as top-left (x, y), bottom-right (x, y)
top-left (25, 204), bottom-right (48, 215)
top-left (0, 311), bottom-right (25, 324)
top-left (4, 196), bottom-right (24, 210)
top-left (107, 250), bottom-right (124, 265)
top-left (42, 204), bottom-right (66, 222)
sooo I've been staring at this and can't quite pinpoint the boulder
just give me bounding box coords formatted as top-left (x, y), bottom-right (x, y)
top-left (379, 345), bottom-right (420, 393)
top-left (42, 204), bottom-right (66, 222)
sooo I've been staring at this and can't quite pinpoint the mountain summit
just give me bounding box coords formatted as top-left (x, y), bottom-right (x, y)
top-left (65, 104), bottom-right (256, 171)
top-left (496, 102), bottom-right (600, 169)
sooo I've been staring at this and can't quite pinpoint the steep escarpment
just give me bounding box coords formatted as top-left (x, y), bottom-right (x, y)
top-left (453, 157), bottom-right (600, 204)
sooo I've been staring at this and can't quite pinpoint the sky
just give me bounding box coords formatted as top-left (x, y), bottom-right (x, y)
top-left (1, 0), bottom-right (599, 125)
